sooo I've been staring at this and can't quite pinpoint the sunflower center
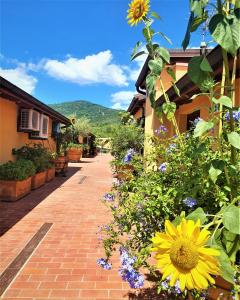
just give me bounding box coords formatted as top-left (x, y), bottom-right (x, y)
top-left (133, 3), bottom-right (145, 18)
top-left (170, 238), bottom-right (198, 271)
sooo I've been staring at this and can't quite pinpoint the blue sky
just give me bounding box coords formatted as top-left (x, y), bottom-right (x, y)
top-left (0, 0), bottom-right (202, 109)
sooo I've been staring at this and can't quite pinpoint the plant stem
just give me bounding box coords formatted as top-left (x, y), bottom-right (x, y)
top-left (159, 78), bottom-right (183, 147)
top-left (221, 49), bottom-right (237, 165)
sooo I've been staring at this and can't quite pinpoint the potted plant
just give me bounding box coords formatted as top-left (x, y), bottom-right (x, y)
top-left (67, 143), bottom-right (83, 162)
top-left (0, 159), bottom-right (36, 201)
top-left (54, 146), bottom-right (68, 176)
top-left (46, 153), bottom-right (56, 182)
top-left (13, 144), bottom-right (49, 189)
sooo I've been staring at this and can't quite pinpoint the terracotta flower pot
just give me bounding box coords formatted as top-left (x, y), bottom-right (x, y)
top-left (207, 276), bottom-right (233, 300)
top-left (31, 170), bottom-right (47, 190)
top-left (67, 148), bottom-right (82, 162)
top-left (55, 156), bottom-right (68, 174)
top-left (116, 165), bottom-right (134, 181)
top-left (0, 177), bottom-right (32, 202)
top-left (46, 167), bottom-right (55, 182)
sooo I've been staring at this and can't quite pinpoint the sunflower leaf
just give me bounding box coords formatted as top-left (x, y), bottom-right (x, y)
top-left (186, 207), bottom-right (207, 224)
top-left (223, 205), bottom-right (240, 234)
top-left (151, 11), bottom-right (161, 20)
top-left (131, 41), bottom-right (142, 60)
top-left (131, 51), bottom-right (146, 61)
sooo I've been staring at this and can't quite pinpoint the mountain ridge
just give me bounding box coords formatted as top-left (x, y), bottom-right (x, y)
top-left (49, 100), bottom-right (124, 137)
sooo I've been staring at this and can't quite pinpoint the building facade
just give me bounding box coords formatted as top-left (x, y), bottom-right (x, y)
top-left (0, 76), bottom-right (70, 163)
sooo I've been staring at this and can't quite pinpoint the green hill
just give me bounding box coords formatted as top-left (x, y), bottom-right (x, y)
top-left (50, 100), bottom-right (124, 137)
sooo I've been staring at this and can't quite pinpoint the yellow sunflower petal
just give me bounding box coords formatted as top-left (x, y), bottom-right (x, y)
top-left (198, 247), bottom-right (220, 256)
top-left (169, 269), bottom-right (180, 287)
top-left (165, 220), bottom-right (178, 239)
top-left (162, 264), bottom-right (176, 280)
top-left (179, 273), bottom-right (187, 291)
top-left (196, 228), bottom-right (210, 246)
top-left (186, 273), bottom-right (194, 290)
top-left (191, 268), bottom-right (209, 289)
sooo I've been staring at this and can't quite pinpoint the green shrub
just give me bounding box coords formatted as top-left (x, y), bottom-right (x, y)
top-left (12, 144), bottom-right (51, 172)
top-left (0, 159), bottom-right (36, 181)
top-left (67, 142), bottom-right (84, 150)
top-left (111, 123), bottom-right (144, 160)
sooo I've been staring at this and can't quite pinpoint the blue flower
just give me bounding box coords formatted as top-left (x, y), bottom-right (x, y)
top-left (159, 162), bottom-right (168, 172)
top-left (225, 110), bottom-right (240, 122)
top-left (155, 125), bottom-right (168, 135)
top-left (119, 247), bottom-right (144, 289)
top-left (103, 193), bottom-right (115, 202)
top-left (123, 149), bottom-right (135, 163)
top-left (97, 258), bottom-right (112, 270)
top-left (183, 197), bottom-right (197, 208)
top-left (166, 143), bottom-right (177, 154)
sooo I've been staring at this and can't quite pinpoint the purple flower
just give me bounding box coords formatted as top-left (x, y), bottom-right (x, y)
top-left (225, 110), bottom-right (240, 122)
top-left (166, 143), bottom-right (177, 154)
top-left (119, 247), bottom-right (144, 289)
top-left (174, 281), bottom-right (182, 294)
top-left (97, 258), bottom-right (112, 270)
top-left (183, 197), bottom-right (197, 208)
top-left (161, 280), bottom-right (169, 289)
top-left (103, 193), bottom-right (115, 202)
top-left (159, 162), bottom-right (168, 172)
top-left (155, 125), bottom-right (168, 135)
top-left (123, 149), bottom-right (135, 163)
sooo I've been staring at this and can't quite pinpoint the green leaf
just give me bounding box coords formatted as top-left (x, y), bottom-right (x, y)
top-left (227, 131), bottom-right (240, 149)
top-left (131, 51), bottom-right (146, 61)
top-left (188, 56), bottom-right (212, 86)
top-left (156, 31), bottom-right (172, 44)
top-left (190, 0), bottom-right (208, 17)
top-left (186, 207), bottom-right (207, 224)
top-left (151, 11), bottom-right (161, 20)
top-left (148, 59), bottom-right (163, 75)
top-left (162, 102), bottom-right (176, 120)
top-left (193, 120), bottom-right (214, 137)
top-left (146, 74), bottom-right (157, 92)
top-left (209, 165), bottom-right (222, 183)
top-left (172, 82), bottom-right (180, 97)
top-left (149, 90), bottom-right (156, 108)
top-left (131, 41), bottom-right (142, 60)
top-left (191, 14), bottom-right (208, 32)
top-left (166, 67), bottom-right (176, 81)
top-left (182, 12), bottom-right (195, 50)
top-left (155, 47), bottom-right (170, 64)
top-left (209, 14), bottom-right (240, 56)
top-left (215, 246), bottom-right (235, 284)
top-left (143, 27), bottom-right (154, 43)
top-left (200, 57), bottom-right (213, 72)
top-left (212, 96), bottom-right (233, 108)
top-left (223, 205), bottom-right (240, 234)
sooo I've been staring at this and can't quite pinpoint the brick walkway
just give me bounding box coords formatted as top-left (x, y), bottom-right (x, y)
top-left (0, 155), bottom-right (141, 300)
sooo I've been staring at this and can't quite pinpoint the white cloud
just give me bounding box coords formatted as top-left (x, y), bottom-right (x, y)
top-left (111, 90), bottom-right (136, 110)
top-left (43, 50), bottom-right (128, 87)
top-left (0, 66), bottom-right (37, 94)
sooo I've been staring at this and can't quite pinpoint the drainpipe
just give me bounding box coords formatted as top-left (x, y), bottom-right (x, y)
top-left (136, 85), bottom-right (146, 95)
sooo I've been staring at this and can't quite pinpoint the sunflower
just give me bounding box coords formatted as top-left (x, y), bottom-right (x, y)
top-left (127, 0), bottom-right (150, 26)
top-left (151, 219), bottom-right (220, 291)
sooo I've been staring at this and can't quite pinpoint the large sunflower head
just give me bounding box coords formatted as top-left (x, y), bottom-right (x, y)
top-left (151, 218), bottom-right (220, 291)
top-left (127, 0), bottom-right (150, 26)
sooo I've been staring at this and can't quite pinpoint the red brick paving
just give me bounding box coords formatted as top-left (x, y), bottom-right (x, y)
top-left (0, 155), bottom-right (145, 299)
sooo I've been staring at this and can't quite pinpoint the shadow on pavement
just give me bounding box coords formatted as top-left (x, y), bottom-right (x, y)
top-left (0, 166), bottom-right (80, 237)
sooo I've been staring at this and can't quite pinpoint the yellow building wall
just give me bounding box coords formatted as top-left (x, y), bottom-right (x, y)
top-left (144, 64), bottom-right (240, 150)
top-left (0, 98), bottom-right (56, 163)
